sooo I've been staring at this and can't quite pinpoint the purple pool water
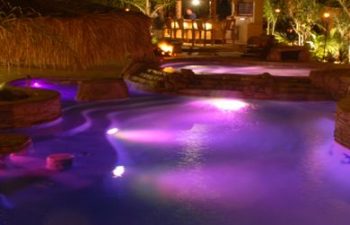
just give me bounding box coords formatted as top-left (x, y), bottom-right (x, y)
top-left (162, 62), bottom-right (314, 76)
top-left (1, 82), bottom-right (350, 225)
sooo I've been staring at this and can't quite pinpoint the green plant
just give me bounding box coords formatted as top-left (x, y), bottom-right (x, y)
top-left (307, 29), bottom-right (343, 61)
top-left (263, 0), bottom-right (283, 35)
top-left (274, 31), bottom-right (295, 45)
top-left (285, 0), bottom-right (321, 46)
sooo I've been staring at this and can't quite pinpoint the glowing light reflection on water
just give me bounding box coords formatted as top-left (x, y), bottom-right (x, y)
top-left (4, 94), bottom-right (350, 225)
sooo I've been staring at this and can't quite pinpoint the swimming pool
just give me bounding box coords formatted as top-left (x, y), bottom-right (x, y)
top-left (1, 82), bottom-right (350, 225)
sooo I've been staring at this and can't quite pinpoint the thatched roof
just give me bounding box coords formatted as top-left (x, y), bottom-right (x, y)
top-left (0, 1), bottom-right (155, 69)
top-left (1, 0), bottom-right (119, 16)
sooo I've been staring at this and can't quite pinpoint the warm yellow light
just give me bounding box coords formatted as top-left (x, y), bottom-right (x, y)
top-left (275, 8), bottom-right (281, 13)
top-left (192, 0), bottom-right (200, 6)
top-left (183, 21), bottom-right (191, 29)
top-left (204, 22), bottom-right (212, 30)
top-left (171, 21), bottom-right (179, 29)
top-left (163, 67), bottom-right (176, 73)
top-left (125, 8), bottom-right (130, 12)
top-left (323, 12), bottom-right (330, 18)
top-left (158, 42), bottom-right (174, 55)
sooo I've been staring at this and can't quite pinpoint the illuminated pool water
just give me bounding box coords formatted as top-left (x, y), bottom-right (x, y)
top-left (162, 61), bottom-right (315, 76)
top-left (1, 85), bottom-right (350, 225)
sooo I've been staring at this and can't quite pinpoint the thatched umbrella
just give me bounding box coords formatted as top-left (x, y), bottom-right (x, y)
top-left (0, 0), bottom-right (155, 70)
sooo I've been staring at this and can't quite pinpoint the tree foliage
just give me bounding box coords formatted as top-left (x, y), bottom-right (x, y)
top-left (284, 0), bottom-right (321, 46)
top-left (263, 0), bottom-right (280, 35)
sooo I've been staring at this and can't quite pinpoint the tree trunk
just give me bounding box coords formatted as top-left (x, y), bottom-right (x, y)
top-left (266, 22), bottom-right (271, 35)
top-left (146, 0), bottom-right (151, 16)
top-left (272, 20), bottom-right (277, 35)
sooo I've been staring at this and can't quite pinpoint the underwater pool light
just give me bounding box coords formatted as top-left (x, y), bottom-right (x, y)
top-left (112, 165), bottom-right (125, 177)
top-left (211, 99), bottom-right (248, 111)
top-left (32, 82), bottom-right (42, 88)
top-left (106, 128), bottom-right (119, 135)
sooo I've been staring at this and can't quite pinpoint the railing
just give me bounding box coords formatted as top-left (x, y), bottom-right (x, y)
top-left (163, 18), bottom-right (236, 46)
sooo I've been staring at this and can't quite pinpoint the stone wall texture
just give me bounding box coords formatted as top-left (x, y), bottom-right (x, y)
top-left (0, 134), bottom-right (32, 155)
top-left (266, 46), bottom-right (310, 62)
top-left (335, 97), bottom-right (350, 148)
top-left (76, 79), bottom-right (129, 102)
top-left (127, 68), bottom-right (331, 101)
top-left (0, 87), bottom-right (61, 128)
top-left (310, 68), bottom-right (350, 100)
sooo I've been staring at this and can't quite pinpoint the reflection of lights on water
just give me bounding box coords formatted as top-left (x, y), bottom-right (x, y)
top-left (112, 165), bottom-right (125, 177)
top-left (106, 128), bottom-right (119, 135)
top-left (114, 130), bottom-right (174, 143)
top-left (211, 99), bottom-right (248, 111)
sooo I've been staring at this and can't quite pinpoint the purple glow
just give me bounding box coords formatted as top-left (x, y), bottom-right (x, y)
top-left (114, 129), bottom-right (175, 144)
top-left (1, 86), bottom-right (346, 225)
top-left (9, 78), bottom-right (77, 102)
top-left (162, 62), bottom-right (313, 76)
top-left (32, 82), bottom-right (42, 88)
top-left (191, 98), bottom-right (249, 113)
top-left (106, 128), bottom-right (119, 135)
top-left (210, 99), bottom-right (248, 111)
top-left (112, 165), bottom-right (125, 177)
top-left (138, 165), bottom-right (267, 206)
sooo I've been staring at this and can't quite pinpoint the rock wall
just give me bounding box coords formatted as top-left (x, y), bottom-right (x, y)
top-left (335, 97), bottom-right (350, 148)
top-left (0, 134), bottom-right (32, 155)
top-left (0, 87), bottom-right (61, 128)
top-left (127, 68), bottom-right (331, 101)
top-left (310, 68), bottom-right (350, 100)
top-left (76, 79), bottom-right (128, 102)
top-left (267, 46), bottom-right (310, 62)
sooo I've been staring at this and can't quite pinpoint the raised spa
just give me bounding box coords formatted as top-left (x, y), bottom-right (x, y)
top-left (162, 61), bottom-right (316, 76)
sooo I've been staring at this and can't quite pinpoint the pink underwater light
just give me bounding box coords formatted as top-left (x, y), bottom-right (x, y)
top-left (32, 82), bottom-right (42, 88)
top-left (210, 99), bottom-right (248, 111)
top-left (106, 128), bottom-right (119, 135)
